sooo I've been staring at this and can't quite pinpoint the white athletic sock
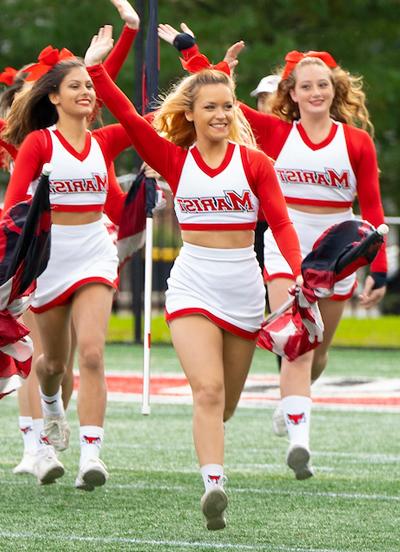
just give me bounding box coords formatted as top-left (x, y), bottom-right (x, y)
top-left (200, 464), bottom-right (224, 492)
top-left (79, 426), bottom-right (104, 468)
top-left (281, 395), bottom-right (312, 449)
top-left (32, 418), bottom-right (44, 441)
top-left (40, 389), bottom-right (64, 417)
top-left (18, 416), bottom-right (37, 454)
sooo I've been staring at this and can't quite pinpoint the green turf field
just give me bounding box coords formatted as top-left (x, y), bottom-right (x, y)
top-left (0, 345), bottom-right (399, 552)
top-left (107, 314), bottom-right (400, 349)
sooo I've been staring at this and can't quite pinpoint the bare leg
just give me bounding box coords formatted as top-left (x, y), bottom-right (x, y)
top-left (267, 278), bottom-right (312, 398)
top-left (34, 305), bottom-right (71, 396)
top-left (170, 315), bottom-right (225, 465)
top-left (223, 333), bottom-right (257, 422)
top-left (61, 323), bottom-right (77, 410)
top-left (311, 298), bottom-right (348, 382)
top-left (71, 284), bottom-right (114, 427)
top-left (267, 278), bottom-right (313, 479)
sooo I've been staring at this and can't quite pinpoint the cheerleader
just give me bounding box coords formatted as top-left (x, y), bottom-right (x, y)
top-left (1, 17), bottom-right (142, 491)
top-left (0, 0), bottom-right (140, 481)
top-left (83, 24), bottom-right (302, 529)
top-left (162, 27), bottom-right (388, 478)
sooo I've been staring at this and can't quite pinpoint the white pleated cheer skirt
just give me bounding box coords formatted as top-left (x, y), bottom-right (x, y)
top-left (165, 242), bottom-right (266, 339)
top-left (31, 219), bottom-right (118, 313)
top-left (264, 207), bottom-right (356, 299)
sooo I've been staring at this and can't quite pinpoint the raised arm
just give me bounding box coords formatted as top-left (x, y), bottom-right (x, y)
top-left (104, 0), bottom-right (139, 81)
top-left (85, 25), bottom-right (185, 191)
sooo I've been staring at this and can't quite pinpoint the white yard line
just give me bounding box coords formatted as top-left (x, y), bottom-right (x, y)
top-left (0, 531), bottom-right (383, 552)
top-left (1, 478), bottom-right (397, 503)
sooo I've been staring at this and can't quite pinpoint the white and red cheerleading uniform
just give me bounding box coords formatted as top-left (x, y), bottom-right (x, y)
top-left (0, 23), bottom-right (137, 216)
top-left (87, 64), bottom-right (302, 339)
top-left (3, 124), bottom-right (132, 312)
top-left (239, 104), bottom-right (387, 299)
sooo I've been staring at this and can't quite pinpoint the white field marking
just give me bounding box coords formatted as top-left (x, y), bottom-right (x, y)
top-left (2, 479), bottom-right (397, 504)
top-left (0, 532), bottom-right (390, 552)
top-left (5, 389), bottom-right (400, 413)
top-left (94, 443), bottom-right (400, 465)
top-left (98, 371), bottom-right (400, 412)
top-left (101, 393), bottom-right (400, 413)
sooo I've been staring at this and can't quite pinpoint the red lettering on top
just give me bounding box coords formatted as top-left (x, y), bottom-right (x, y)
top-left (327, 169), bottom-right (349, 189)
top-left (200, 198), bottom-right (217, 211)
top-left (94, 173), bottom-right (108, 191)
top-left (226, 190), bottom-right (254, 211)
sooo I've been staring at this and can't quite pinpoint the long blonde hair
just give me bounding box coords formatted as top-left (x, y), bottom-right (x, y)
top-left (153, 69), bottom-right (257, 148)
top-left (271, 57), bottom-right (374, 136)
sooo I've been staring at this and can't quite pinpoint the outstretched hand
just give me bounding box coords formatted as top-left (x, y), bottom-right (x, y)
top-left (84, 25), bottom-right (114, 67)
top-left (158, 22), bottom-right (194, 45)
top-left (223, 41), bottom-right (245, 72)
top-left (110, 0), bottom-right (140, 29)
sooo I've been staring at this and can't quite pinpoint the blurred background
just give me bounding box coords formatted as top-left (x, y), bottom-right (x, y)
top-left (1, 0), bottom-right (399, 340)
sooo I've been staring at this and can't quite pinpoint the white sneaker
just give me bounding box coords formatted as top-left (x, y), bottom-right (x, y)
top-left (286, 443), bottom-right (314, 480)
top-left (75, 458), bottom-right (108, 491)
top-left (13, 451), bottom-right (37, 476)
top-left (272, 406), bottom-right (288, 437)
top-left (35, 446), bottom-right (65, 485)
top-left (200, 487), bottom-right (228, 530)
top-left (42, 414), bottom-right (70, 452)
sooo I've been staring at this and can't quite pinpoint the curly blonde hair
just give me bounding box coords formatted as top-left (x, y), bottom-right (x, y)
top-left (153, 69), bottom-right (257, 148)
top-left (271, 57), bottom-right (374, 136)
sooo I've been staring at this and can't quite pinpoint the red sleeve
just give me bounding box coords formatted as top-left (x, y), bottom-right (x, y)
top-left (2, 130), bottom-right (48, 213)
top-left (87, 63), bottom-right (187, 193)
top-left (238, 103), bottom-right (291, 160)
top-left (93, 124), bottom-right (133, 166)
top-left (103, 26), bottom-right (137, 81)
top-left (344, 125), bottom-right (387, 273)
top-left (180, 44), bottom-right (200, 61)
top-left (241, 146), bottom-right (302, 277)
top-left (103, 162), bottom-right (127, 225)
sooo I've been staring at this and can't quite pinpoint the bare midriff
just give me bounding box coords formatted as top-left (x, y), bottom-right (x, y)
top-left (181, 229), bottom-right (254, 249)
top-left (289, 204), bottom-right (350, 214)
top-left (51, 210), bottom-right (103, 225)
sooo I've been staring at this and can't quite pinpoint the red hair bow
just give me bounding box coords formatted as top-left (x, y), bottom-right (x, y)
top-left (0, 67), bottom-right (18, 86)
top-left (24, 45), bottom-right (75, 82)
top-left (282, 50), bottom-right (337, 80)
top-left (180, 53), bottom-right (231, 76)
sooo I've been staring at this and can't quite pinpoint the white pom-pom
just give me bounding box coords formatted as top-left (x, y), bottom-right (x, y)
top-left (377, 224), bottom-right (389, 236)
top-left (42, 163), bottom-right (53, 176)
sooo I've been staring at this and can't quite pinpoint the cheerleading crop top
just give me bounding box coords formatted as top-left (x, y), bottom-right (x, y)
top-left (175, 142), bottom-right (259, 230)
top-left (87, 63), bottom-right (303, 276)
top-left (238, 103), bottom-right (387, 273)
top-left (3, 123), bottom-right (132, 223)
top-left (274, 121), bottom-right (357, 207)
top-left (29, 125), bottom-right (109, 210)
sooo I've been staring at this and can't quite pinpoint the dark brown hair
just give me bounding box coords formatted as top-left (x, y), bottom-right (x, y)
top-left (3, 58), bottom-right (87, 146)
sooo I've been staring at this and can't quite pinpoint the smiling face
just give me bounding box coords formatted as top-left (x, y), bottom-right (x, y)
top-left (185, 83), bottom-right (235, 144)
top-left (49, 66), bottom-right (96, 119)
top-left (290, 62), bottom-right (334, 118)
